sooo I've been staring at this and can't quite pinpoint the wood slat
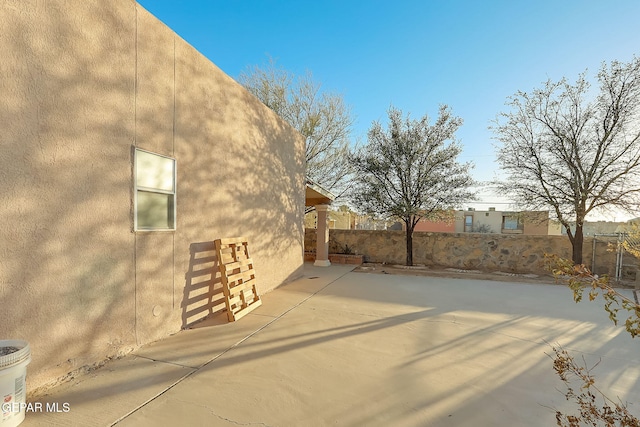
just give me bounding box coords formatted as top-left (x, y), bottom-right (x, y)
top-left (227, 294), bottom-right (242, 307)
top-left (215, 237), bottom-right (262, 323)
top-left (241, 294), bottom-right (257, 305)
top-left (231, 299), bottom-right (262, 322)
top-left (222, 258), bottom-right (254, 271)
top-left (226, 270), bottom-right (255, 285)
top-left (227, 278), bottom-right (256, 295)
top-left (218, 236), bottom-right (248, 246)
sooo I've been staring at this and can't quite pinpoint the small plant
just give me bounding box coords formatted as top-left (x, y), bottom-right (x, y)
top-left (341, 244), bottom-right (354, 255)
top-left (549, 344), bottom-right (640, 427)
top-left (328, 243), bottom-right (355, 255)
top-left (471, 223), bottom-right (493, 233)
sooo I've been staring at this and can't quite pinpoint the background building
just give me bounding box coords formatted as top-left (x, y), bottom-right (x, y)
top-left (413, 208), bottom-right (562, 235)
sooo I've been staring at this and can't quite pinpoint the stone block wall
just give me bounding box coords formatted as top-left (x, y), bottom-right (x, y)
top-left (305, 229), bottom-right (625, 276)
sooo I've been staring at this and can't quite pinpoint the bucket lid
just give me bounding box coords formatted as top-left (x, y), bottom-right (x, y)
top-left (0, 340), bottom-right (30, 369)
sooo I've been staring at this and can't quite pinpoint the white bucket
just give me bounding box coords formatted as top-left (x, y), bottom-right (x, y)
top-left (0, 340), bottom-right (30, 427)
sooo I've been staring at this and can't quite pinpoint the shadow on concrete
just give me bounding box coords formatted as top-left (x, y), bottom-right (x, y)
top-left (24, 270), bottom-right (640, 426)
top-left (181, 241), bottom-right (224, 329)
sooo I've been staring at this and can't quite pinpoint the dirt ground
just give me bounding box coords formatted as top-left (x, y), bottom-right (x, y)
top-left (353, 262), bottom-right (639, 290)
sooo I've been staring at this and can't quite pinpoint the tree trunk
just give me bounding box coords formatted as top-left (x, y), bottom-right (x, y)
top-left (572, 224), bottom-right (584, 265)
top-left (405, 222), bottom-right (413, 266)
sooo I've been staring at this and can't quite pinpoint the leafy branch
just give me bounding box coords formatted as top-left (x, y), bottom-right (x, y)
top-left (544, 253), bottom-right (640, 338)
top-left (544, 253), bottom-right (640, 426)
top-left (549, 344), bottom-right (639, 427)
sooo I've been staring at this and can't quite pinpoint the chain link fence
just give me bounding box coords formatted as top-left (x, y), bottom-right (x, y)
top-left (592, 233), bottom-right (640, 285)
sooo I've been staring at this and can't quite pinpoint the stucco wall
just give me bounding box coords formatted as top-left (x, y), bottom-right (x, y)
top-left (454, 211), bottom-right (503, 233)
top-left (305, 229), bottom-right (623, 276)
top-left (453, 210), bottom-right (551, 235)
top-left (1, 0), bottom-right (305, 392)
top-left (414, 218), bottom-right (456, 233)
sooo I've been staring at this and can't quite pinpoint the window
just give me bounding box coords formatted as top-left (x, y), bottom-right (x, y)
top-left (502, 214), bottom-right (523, 232)
top-left (134, 148), bottom-right (176, 230)
top-left (464, 215), bottom-right (473, 232)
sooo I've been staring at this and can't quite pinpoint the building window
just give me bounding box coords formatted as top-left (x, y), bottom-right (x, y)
top-left (464, 215), bottom-right (473, 232)
top-left (502, 215), bottom-right (523, 231)
top-left (134, 148), bottom-right (176, 231)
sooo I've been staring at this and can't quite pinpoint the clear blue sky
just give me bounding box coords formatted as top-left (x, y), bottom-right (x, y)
top-left (137, 0), bottom-right (639, 217)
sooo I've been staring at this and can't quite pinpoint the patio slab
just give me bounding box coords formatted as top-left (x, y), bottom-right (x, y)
top-left (21, 263), bottom-right (355, 427)
top-left (22, 356), bottom-right (194, 427)
top-left (22, 263), bottom-right (640, 426)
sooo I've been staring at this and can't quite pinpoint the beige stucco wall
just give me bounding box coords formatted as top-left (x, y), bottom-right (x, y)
top-left (548, 220), bottom-right (563, 236)
top-left (521, 211), bottom-right (551, 235)
top-left (305, 229), bottom-right (625, 276)
top-left (1, 0), bottom-right (305, 392)
top-left (455, 210), bottom-right (503, 233)
top-left (454, 210), bottom-right (552, 235)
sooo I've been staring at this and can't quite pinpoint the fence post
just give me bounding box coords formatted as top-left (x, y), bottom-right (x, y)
top-left (592, 235), bottom-right (597, 273)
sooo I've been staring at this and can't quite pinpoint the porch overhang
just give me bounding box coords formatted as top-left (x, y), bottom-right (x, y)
top-left (304, 179), bottom-right (335, 267)
top-left (305, 179), bottom-right (335, 206)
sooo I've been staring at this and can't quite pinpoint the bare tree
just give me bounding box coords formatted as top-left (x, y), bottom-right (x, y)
top-left (493, 57), bottom-right (640, 264)
top-left (238, 59), bottom-right (354, 204)
top-left (350, 106), bottom-right (475, 266)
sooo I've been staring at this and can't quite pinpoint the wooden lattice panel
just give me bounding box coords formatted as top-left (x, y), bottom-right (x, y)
top-left (214, 237), bottom-right (262, 322)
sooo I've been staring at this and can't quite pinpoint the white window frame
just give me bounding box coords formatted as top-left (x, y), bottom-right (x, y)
top-left (134, 148), bottom-right (176, 231)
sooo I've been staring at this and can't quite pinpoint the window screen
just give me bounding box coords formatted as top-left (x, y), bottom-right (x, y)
top-left (134, 149), bottom-right (176, 230)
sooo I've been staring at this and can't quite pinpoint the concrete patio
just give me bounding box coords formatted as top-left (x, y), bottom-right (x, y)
top-left (23, 263), bottom-right (640, 426)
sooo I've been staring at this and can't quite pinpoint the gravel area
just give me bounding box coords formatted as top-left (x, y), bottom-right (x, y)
top-left (0, 346), bottom-right (20, 357)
